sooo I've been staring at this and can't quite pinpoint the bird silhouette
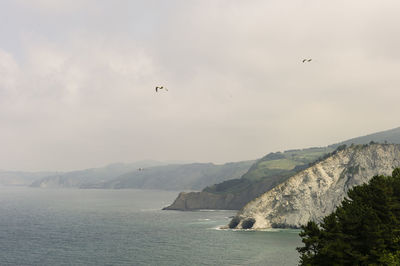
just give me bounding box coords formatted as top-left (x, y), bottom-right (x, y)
top-left (155, 86), bottom-right (168, 92)
top-left (302, 59), bottom-right (312, 63)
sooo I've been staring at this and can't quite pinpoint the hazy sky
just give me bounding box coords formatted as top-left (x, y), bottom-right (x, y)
top-left (1, 0), bottom-right (400, 171)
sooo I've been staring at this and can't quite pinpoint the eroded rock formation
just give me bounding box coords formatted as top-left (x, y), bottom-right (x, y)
top-left (232, 144), bottom-right (400, 229)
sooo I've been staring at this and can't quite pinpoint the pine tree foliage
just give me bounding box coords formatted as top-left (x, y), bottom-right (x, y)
top-left (297, 168), bottom-right (400, 265)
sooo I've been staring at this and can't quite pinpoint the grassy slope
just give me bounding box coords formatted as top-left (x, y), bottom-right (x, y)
top-left (203, 126), bottom-right (400, 197)
top-left (204, 147), bottom-right (333, 195)
top-left (166, 126), bottom-right (400, 210)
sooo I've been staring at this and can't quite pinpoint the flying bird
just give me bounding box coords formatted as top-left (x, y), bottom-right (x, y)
top-left (302, 59), bottom-right (312, 63)
top-left (155, 86), bottom-right (168, 92)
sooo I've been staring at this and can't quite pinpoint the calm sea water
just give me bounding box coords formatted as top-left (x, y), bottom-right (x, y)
top-left (0, 187), bottom-right (301, 265)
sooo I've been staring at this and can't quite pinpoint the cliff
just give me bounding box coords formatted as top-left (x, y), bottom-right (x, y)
top-left (165, 126), bottom-right (400, 211)
top-left (164, 147), bottom-right (332, 210)
top-left (230, 144), bottom-right (400, 229)
top-left (163, 176), bottom-right (286, 210)
top-left (163, 191), bottom-right (237, 210)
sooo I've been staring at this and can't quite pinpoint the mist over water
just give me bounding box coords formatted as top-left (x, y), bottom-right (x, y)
top-left (0, 187), bottom-right (300, 265)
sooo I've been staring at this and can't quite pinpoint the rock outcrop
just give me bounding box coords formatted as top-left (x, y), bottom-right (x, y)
top-left (163, 174), bottom-right (292, 210)
top-left (231, 144), bottom-right (400, 229)
top-left (163, 191), bottom-right (237, 210)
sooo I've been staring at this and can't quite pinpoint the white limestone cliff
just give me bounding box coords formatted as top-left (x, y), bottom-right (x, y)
top-left (233, 144), bottom-right (400, 229)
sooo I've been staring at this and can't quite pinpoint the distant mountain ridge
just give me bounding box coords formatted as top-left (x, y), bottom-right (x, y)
top-left (30, 161), bottom-right (166, 188)
top-left (331, 126), bottom-right (400, 147)
top-left (31, 161), bottom-right (254, 191)
top-left (97, 161), bottom-right (254, 191)
top-left (6, 125), bottom-right (400, 203)
top-left (0, 170), bottom-right (57, 186)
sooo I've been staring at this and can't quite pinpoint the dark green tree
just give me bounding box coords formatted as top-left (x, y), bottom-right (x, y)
top-left (297, 168), bottom-right (400, 265)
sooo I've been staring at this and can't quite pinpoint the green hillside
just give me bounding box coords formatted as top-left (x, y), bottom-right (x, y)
top-left (205, 127), bottom-right (400, 198)
top-left (166, 126), bottom-right (400, 211)
top-left (203, 147), bottom-right (333, 195)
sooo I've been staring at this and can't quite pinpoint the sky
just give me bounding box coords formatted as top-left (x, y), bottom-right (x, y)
top-left (1, 0), bottom-right (400, 171)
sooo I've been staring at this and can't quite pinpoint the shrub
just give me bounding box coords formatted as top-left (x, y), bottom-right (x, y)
top-left (297, 168), bottom-right (400, 265)
top-left (264, 152), bottom-right (285, 160)
top-left (242, 218), bottom-right (256, 229)
top-left (228, 216), bottom-right (240, 229)
top-left (335, 144), bottom-right (347, 152)
top-left (272, 223), bottom-right (300, 229)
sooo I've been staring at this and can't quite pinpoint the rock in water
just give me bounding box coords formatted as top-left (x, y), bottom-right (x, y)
top-left (232, 144), bottom-right (400, 229)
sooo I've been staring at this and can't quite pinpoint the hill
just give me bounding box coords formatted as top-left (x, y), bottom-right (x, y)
top-left (0, 170), bottom-right (57, 186)
top-left (30, 161), bottom-right (165, 188)
top-left (331, 126), bottom-right (400, 147)
top-left (31, 161), bottom-right (254, 191)
top-left (164, 147), bottom-right (333, 210)
top-left (230, 144), bottom-right (400, 229)
top-left (165, 126), bottom-right (400, 211)
top-left (98, 161), bottom-right (254, 191)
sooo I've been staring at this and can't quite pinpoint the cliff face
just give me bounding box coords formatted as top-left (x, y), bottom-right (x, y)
top-left (163, 174), bottom-right (291, 210)
top-left (232, 144), bottom-right (400, 229)
top-left (163, 191), bottom-right (237, 210)
top-left (164, 147), bottom-right (332, 211)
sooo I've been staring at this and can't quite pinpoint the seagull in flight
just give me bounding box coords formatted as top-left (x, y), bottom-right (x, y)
top-left (155, 86), bottom-right (168, 92)
top-left (302, 59), bottom-right (312, 63)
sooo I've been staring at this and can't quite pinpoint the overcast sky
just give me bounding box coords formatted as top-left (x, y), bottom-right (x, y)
top-left (1, 0), bottom-right (400, 171)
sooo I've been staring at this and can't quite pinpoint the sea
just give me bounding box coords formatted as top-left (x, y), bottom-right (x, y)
top-left (0, 187), bottom-right (301, 265)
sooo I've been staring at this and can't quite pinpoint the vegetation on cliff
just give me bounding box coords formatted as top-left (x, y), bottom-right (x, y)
top-left (164, 147), bottom-right (334, 210)
top-left (297, 168), bottom-right (400, 265)
top-left (205, 147), bottom-right (332, 194)
top-left (332, 126), bottom-right (400, 148)
top-left (202, 147), bottom-right (332, 199)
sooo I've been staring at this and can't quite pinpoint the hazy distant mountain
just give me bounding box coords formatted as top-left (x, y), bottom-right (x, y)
top-left (31, 160), bottom-right (254, 191)
top-left (0, 171), bottom-right (57, 186)
top-left (30, 161), bottom-right (165, 188)
top-left (21, 126), bottom-right (400, 198)
top-left (165, 126), bottom-right (400, 211)
top-left (331, 126), bottom-right (400, 147)
top-left (97, 161), bottom-right (255, 191)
